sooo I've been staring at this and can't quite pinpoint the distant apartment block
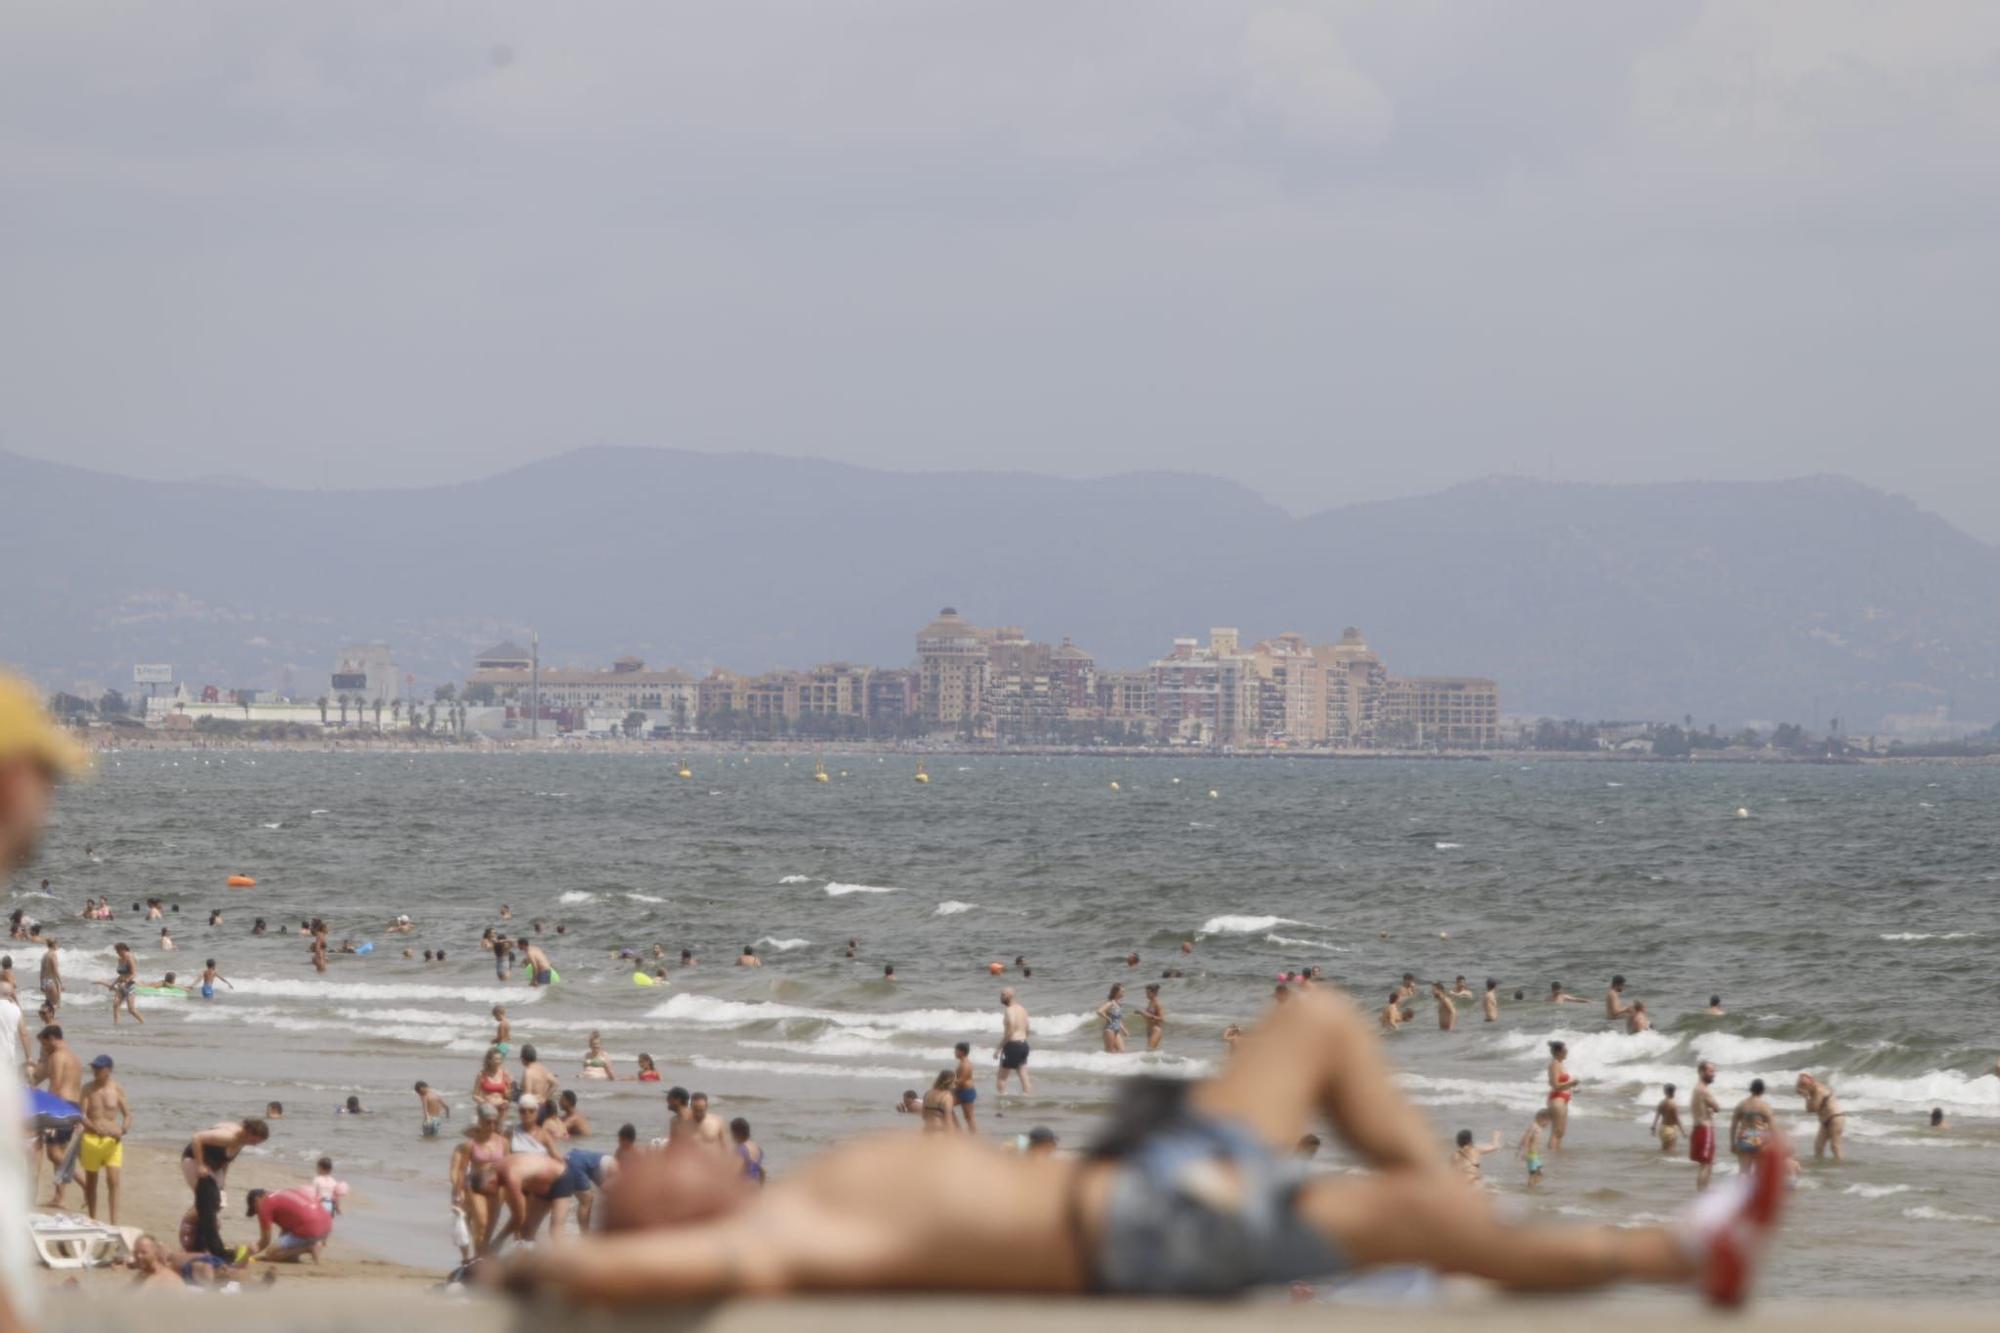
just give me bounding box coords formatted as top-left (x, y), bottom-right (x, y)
top-left (1382, 676), bottom-right (1501, 748)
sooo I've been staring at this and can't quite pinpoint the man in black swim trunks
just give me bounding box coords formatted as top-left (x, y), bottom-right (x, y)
top-left (995, 988), bottom-right (1033, 1099)
top-left (498, 985), bottom-right (1791, 1309)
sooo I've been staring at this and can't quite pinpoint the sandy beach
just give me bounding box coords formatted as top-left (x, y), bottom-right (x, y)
top-left (30, 1141), bottom-right (428, 1297)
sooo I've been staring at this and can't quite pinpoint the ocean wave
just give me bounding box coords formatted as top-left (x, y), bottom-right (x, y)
top-left (1265, 933), bottom-right (1348, 952)
top-left (738, 1033), bottom-right (1210, 1078)
top-left (558, 890), bottom-right (596, 905)
top-left (625, 892), bottom-right (667, 904)
top-left (1199, 914), bottom-right (1302, 935)
top-left (1494, 1027), bottom-right (1677, 1070)
top-left (1398, 1072), bottom-right (1549, 1113)
top-left (1878, 932), bottom-right (1979, 942)
top-left (1844, 1183), bottom-right (1913, 1198)
top-left (754, 937), bottom-right (811, 952)
top-left (1434, 842), bottom-right (1462, 850)
top-left (686, 1056), bottom-right (927, 1082)
top-left (934, 901), bottom-right (977, 916)
top-left (647, 992), bottom-right (1090, 1037)
top-left (1833, 1070), bottom-right (2000, 1115)
top-left (824, 882), bottom-right (899, 896)
top-left (1903, 1205), bottom-right (1996, 1224)
top-left (226, 975), bottom-right (542, 1005)
top-left (776, 875), bottom-right (811, 885)
top-left (1687, 1033), bottom-right (1821, 1065)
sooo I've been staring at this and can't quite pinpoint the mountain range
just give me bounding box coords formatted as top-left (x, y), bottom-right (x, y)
top-left (3, 446), bottom-right (1997, 729)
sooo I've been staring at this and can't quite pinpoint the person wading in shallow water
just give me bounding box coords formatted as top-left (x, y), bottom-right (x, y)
top-left (494, 985), bottom-right (1790, 1309)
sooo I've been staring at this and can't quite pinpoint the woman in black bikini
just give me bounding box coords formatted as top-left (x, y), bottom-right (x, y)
top-left (180, 1118), bottom-right (271, 1261)
top-left (1794, 1074), bottom-right (1845, 1163)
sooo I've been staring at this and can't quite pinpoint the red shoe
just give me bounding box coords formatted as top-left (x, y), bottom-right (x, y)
top-left (1700, 1143), bottom-right (1789, 1308)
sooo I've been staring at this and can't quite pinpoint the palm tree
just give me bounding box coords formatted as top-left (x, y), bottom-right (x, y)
top-left (337, 696), bottom-right (349, 728)
top-left (373, 699), bottom-right (385, 732)
top-left (317, 696), bottom-right (329, 727)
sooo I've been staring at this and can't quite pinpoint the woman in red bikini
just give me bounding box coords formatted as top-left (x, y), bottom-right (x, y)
top-left (473, 1048), bottom-right (514, 1108)
top-left (1546, 1040), bottom-right (1579, 1150)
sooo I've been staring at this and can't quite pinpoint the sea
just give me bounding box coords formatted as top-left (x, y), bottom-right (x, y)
top-left (12, 749), bottom-right (2000, 1300)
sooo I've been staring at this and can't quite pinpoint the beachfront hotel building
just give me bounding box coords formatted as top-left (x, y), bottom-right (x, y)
top-left (915, 607), bottom-right (992, 731)
top-left (1380, 676), bottom-right (1501, 747)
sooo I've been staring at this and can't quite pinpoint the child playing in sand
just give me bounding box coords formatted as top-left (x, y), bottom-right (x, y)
top-left (1517, 1108), bottom-right (1552, 1188)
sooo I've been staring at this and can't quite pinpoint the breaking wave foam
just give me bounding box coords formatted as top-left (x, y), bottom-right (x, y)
top-left (1200, 914), bottom-right (1302, 935)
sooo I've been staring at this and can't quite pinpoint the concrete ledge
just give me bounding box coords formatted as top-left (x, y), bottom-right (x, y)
top-left (40, 1290), bottom-right (2000, 1333)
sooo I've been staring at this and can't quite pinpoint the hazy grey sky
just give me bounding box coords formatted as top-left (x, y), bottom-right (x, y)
top-left (6, 3), bottom-right (1999, 536)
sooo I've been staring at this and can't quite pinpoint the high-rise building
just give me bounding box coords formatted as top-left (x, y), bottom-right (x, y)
top-left (1314, 627), bottom-right (1389, 747)
top-left (916, 607), bottom-right (991, 731)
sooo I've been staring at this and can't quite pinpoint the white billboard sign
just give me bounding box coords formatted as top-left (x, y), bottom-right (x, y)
top-left (132, 664), bottom-right (174, 684)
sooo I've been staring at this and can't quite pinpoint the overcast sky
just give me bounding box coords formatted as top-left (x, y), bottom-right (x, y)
top-left (5, 2), bottom-right (1999, 537)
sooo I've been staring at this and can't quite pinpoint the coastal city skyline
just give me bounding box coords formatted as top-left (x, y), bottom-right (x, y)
top-left (92, 608), bottom-right (1501, 750)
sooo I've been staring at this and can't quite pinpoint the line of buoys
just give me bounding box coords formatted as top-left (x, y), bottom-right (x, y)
top-left (226, 875), bottom-right (257, 888)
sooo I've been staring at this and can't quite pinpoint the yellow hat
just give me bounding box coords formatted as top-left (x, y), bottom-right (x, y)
top-left (0, 672), bottom-right (91, 778)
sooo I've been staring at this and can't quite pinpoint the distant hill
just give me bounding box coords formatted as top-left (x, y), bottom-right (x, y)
top-left (3, 447), bottom-right (1996, 728)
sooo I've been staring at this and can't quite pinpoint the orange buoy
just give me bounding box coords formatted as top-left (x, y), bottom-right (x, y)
top-left (226, 875), bottom-right (257, 888)
top-left (987, 961), bottom-right (1005, 975)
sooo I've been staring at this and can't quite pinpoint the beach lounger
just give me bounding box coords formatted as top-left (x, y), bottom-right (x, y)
top-left (29, 1212), bottom-right (132, 1269)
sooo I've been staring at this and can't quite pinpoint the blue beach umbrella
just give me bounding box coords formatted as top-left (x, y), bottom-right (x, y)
top-left (27, 1088), bottom-right (80, 1130)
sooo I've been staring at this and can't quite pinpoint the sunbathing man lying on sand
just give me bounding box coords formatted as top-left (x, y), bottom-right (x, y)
top-left (500, 986), bottom-right (1788, 1307)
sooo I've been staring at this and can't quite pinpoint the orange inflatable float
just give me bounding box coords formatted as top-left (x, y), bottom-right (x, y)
top-left (987, 961), bottom-right (1005, 975)
top-left (227, 875), bottom-right (257, 888)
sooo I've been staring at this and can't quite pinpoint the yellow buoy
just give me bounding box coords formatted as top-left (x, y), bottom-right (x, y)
top-left (814, 760), bottom-right (830, 783)
top-left (915, 762), bottom-right (930, 784)
top-left (1109, 781), bottom-right (1121, 791)
top-left (677, 762), bottom-right (692, 779)
top-left (1208, 789), bottom-right (1219, 798)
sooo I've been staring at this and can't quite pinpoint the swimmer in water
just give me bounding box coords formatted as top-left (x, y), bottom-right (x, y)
top-left (1627, 1001), bottom-right (1652, 1035)
top-left (1140, 984), bottom-right (1167, 1052)
top-left (1705, 995), bottom-right (1726, 1016)
top-left (1547, 981), bottom-right (1586, 1006)
top-left (1432, 982), bottom-right (1459, 1031)
top-left (1689, 1061), bottom-right (1722, 1192)
top-left (1793, 1074), bottom-right (1844, 1163)
top-left (1652, 1085), bottom-right (1683, 1153)
top-left (582, 1031), bottom-right (617, 1081)
top-left (1482, 979), bottom-right (1500, 1023)
top-left (1730, 1079), bottom-right (1777, 1176)
top-left (952, 1042), bottom-right (978, 1134)
top-left (1545, 1041), bottom-right (1578, 1150)
top-left (1517, 1108), bottom-right (1552, 1187)
top-left (1380, 992), bottom-right (1405, 1033)
top-left (197, 959), bottom-right (230, 1000)
top-left (1929, 1108), bottom-right (1948, 1131)
top-left (416, 1081), bottom-right (450, 1138)
top-left (1452, 1129), bottom-right (1503, 1183)
top-left (1096, 984), bottom-right (1128, 1053)
top-left (1450, 976), bottom-right (1475, 1000)
top-left (491, 1005), bottom-right (512, 1055)
top-left (736, 945), bottom-right (761, 968)
top-left (1604, 976), bottom-right (1633, 1022)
